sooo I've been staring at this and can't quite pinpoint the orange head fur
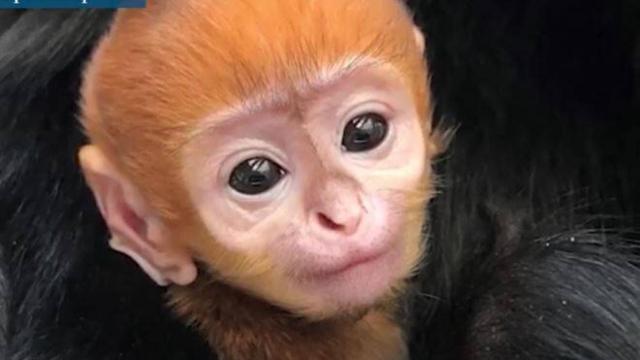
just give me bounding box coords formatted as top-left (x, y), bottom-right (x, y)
top-left (80, 0), bottom-right (433, 319)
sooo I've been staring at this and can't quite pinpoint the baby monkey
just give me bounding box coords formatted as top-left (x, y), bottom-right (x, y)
top-left (78, 0), bottom-right (438, 359)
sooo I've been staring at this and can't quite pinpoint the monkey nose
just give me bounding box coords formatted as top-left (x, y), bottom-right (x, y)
top-left (312, 208), bottom-right (362, 237)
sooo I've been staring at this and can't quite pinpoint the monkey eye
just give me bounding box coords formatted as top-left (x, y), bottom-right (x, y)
top-left (229, 157), bottom-right (286, 195)
top-left (341, 112), bottom-right (389, 152)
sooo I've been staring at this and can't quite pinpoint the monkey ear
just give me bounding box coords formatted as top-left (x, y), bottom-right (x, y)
top-left (78, 145), bottom-right (197, 287)
top-left (413, 25), bottom-right (425, 53)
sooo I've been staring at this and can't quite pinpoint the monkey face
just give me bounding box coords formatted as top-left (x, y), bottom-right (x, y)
top-left (181, 63), bottom-right (431, 317)
top-left (79, 0), bottom-right (434, 320)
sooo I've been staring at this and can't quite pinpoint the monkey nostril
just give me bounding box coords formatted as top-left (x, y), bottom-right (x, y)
top-left (318, 212), bottom-right (344, 232)
top-left (315, 211), bottom-right (361, 236)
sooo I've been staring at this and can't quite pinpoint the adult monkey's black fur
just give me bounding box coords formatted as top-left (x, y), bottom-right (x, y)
top-left (0, 10), bottom-right (211, 360)
top-left (1, 3), bottom-right (639, 360)
top-left (408, 0), bottom-right (640, 359)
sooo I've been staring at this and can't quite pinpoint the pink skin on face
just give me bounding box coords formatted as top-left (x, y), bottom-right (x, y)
top-left (277, 194), bottom-right (408, 307)
top-left (182, 62), bottom-right (426, 309)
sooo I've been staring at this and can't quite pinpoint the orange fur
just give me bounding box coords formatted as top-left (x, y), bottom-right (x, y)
top-left (169, 277), bottom-right (409, 360)
top-left (80, 0), bottom-right (434, 358)
top-left (81, 0), bottom-right (429, 220)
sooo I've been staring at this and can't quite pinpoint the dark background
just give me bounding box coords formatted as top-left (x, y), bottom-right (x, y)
top-left (408, 0), bottom-right (640, 358)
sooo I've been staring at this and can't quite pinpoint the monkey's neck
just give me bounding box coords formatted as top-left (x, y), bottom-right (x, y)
top-left (168, 278), bottom-right (408, 360)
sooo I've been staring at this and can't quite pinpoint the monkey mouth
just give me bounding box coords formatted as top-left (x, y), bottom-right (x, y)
top-left (297, 238), bottom-right (403, 288)
top-left (292, 241), bottom-right (405, 310)
top-left (308, 249), bottom-right (389, 279)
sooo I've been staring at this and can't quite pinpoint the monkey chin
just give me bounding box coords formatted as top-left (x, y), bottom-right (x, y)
top-left (294, 237), bottom-right (411, 320)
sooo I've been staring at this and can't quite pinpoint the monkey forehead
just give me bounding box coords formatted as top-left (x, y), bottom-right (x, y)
top-left (86, 0), bottom-right (421, 131)
top-left (185, 57), bottom-right (398, 134)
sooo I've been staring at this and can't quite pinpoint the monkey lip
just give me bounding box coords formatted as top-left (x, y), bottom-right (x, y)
top-left (305, 248), bottom-right (391, 279)
top-left (293, 239), bottom-right (405, 309)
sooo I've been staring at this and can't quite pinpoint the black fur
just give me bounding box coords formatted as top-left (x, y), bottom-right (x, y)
top-left (408, 0), bottom-right (640, 358)
top-left (0, 10), bottom-right (212, 360)
top-left (466, 233), bottom-right (640, 359)
top-left (0, 241), bottom-right (6, 359)
top-left (1, 3), bottom-right (639, 360)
